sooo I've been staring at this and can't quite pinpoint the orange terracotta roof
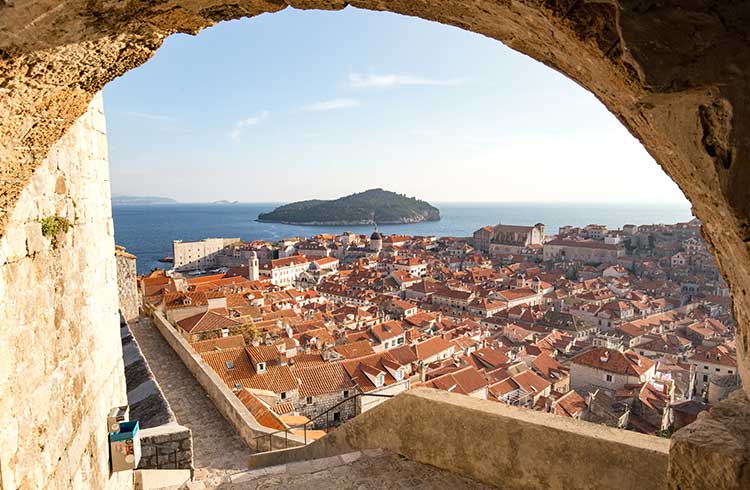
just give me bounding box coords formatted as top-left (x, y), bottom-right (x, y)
top-left (294, 362), bottom-right (354, 398)
top-left (571, 348), bottom-right (654, 376)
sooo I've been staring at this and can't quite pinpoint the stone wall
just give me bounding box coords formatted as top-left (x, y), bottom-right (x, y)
top-left (249, 388), bottom-right (670, 489)
top-left (0, 94), bottom-right (133, 489)
top-left (139, 425), bottom-right (193, 471)
top-left (115, 247), bottom-right (139, 325)
top-left (300, 392), bottom-right (357, 430)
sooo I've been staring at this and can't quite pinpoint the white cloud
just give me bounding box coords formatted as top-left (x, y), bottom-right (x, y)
top-left (230, 110), bottom-right (269, 140)
top-left (348, 73), bottom-right (465, 88)
top-left (301, 98), bottom-right (360, 112)
top-left (123, 111), bottom-right (176, 122)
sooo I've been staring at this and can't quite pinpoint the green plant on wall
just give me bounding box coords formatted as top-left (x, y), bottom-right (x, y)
top-left (41, 216), bottom-right (71, 247)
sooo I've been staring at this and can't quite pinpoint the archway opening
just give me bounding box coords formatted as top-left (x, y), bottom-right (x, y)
top-left (106, 6), bottom-right (736, 459)
top-left (1, 2), bottom-right (749, 489)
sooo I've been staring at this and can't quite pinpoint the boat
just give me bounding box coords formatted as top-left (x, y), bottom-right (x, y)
top-left (158, 256), bottom-right (174, 263)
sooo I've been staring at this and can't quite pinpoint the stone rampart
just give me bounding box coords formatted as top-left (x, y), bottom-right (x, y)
top-left (249, 388), bottom-right (670, 489)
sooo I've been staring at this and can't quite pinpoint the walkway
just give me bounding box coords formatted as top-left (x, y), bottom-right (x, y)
top-left (130, 318), bottom-right (253, 488)
top-left (225, 449), bottom-right (493, 489)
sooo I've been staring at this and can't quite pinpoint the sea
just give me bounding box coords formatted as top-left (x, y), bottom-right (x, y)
top-left (112, 202), bottom-right (693, 275)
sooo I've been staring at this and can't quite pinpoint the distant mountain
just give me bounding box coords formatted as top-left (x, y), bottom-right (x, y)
top-left (257, 188), bottom-right (440, 225)
top-left (212, 200), bottom-right (240, 205)
top-left (111, 195), bottom-right (178, 205)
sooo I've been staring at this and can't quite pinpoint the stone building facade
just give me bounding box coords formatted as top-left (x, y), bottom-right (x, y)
top-left (0, 94), bottom-right (133, 490)
top-left (299, 391), bottom-right (357, 430)
top-left (173, 237), bottom-right (240, 271)
top-left (543, 239), bottom-right (624, 263)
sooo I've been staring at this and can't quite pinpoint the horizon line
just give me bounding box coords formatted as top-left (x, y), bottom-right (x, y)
top-left (111, 199), bottom-right (691, 206)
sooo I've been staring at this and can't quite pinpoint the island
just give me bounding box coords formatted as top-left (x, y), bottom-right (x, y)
top-left (111, 195), bottom-right (178, 205)
top-left (257, 188), bottom-right (440, 225)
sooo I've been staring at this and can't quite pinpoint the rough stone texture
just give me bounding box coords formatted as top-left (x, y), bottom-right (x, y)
top-left (300, 391), bottom-right (357, 430)
top-left (116, 248), bottom-right (139, 325)
top-left (130, 316), bottom-right (254, 487)
top-left (138, 424), bottom-right (194, 471)
top-left (248, 388), bottom-right (670, 489)
top-left (229, 449), bottom-right (492, 489)
top-left (122, 321), bottom-right (176, 430)
top-left (0, 94), bottom-right (132, 489)
top-left (1, 1), bottom-right (750, 403)
top-left (669, 390), bottom-right (750, 489)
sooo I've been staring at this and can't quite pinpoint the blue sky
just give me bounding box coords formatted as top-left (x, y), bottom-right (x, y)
top-left (104, 7), bottom-right (689, 205)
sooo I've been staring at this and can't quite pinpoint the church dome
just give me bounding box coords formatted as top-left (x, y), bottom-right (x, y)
top-left (370, 231), bottom-right (382, 240)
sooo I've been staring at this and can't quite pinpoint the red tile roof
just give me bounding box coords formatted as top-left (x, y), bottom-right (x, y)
top-left (294, 362), bottom-right (354, 398)
top-left (177, 311), bottom-right (240, 334)
top-left (571, 348), bottom-right (654, 376)
top-left (190, 335), bottom-right (245, 353)
top-left (413, 336), bottom-right (454, 361)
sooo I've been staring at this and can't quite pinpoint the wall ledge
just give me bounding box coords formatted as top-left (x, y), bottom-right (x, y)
top-left (251, 388), bottom-right (669, 489)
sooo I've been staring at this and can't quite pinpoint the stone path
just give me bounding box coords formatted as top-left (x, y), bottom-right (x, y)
top-left (224, 449), bottom-right (493, 489)
top-left (130, 318), bottom-right (253, 488)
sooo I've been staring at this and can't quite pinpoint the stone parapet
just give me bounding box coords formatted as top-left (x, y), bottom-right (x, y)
top-left (249, 388), bottom-right (670, 489)
top-left (138, 424), bottom-right (193, 470)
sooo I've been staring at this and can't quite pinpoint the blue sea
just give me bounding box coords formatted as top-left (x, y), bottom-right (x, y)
top-left (113, 202), bottom-right (693, 274)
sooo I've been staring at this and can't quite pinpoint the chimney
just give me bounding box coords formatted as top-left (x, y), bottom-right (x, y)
top-left (418, 361), bottom-right (426, 383)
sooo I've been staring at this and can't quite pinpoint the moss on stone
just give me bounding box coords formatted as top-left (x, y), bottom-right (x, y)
top-left (41, 216), bottom-right (70, 246)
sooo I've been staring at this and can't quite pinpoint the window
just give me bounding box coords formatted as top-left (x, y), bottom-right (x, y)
top-left (729, 370), bottom-right (734, 374)
top-left (306, 396), bottom-right (313, 404)
top-left (257, 362), bottom-right (266, 373)
top-left (703, 375), bottom-right (709, 382)
top-left (234, 383), bottom-right (242, 389)
top-left (333, 412), bottom-right (341, 423)
top-left (704, 365), bottom-right (709, 370)
top-left (605, 374), bottom-right (613, 382)
top-left (225, 360), bottom-right (235, 370)
top-left (280, 392), bottom-right (287, 400)
top-left (716, 368), bottom-right (721, 372)
top-left (343, 390), bottom-right (349, 398)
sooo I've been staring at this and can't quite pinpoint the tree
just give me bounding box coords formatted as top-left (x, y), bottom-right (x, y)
top-left (230, 322), bottom-right (260, 343)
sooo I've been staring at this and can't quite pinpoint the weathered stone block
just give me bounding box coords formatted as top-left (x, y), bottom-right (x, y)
top-left (25, 222), bottom-right (47, 255)
top-left (669, 391), bottom-right (750, 489)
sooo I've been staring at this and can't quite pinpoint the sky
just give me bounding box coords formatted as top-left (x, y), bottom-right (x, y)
top-left (104, 7), bottom-right (689, 205)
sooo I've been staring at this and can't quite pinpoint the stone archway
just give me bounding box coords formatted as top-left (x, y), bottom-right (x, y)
top-left (1, 1), bottom-right (749, 487)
